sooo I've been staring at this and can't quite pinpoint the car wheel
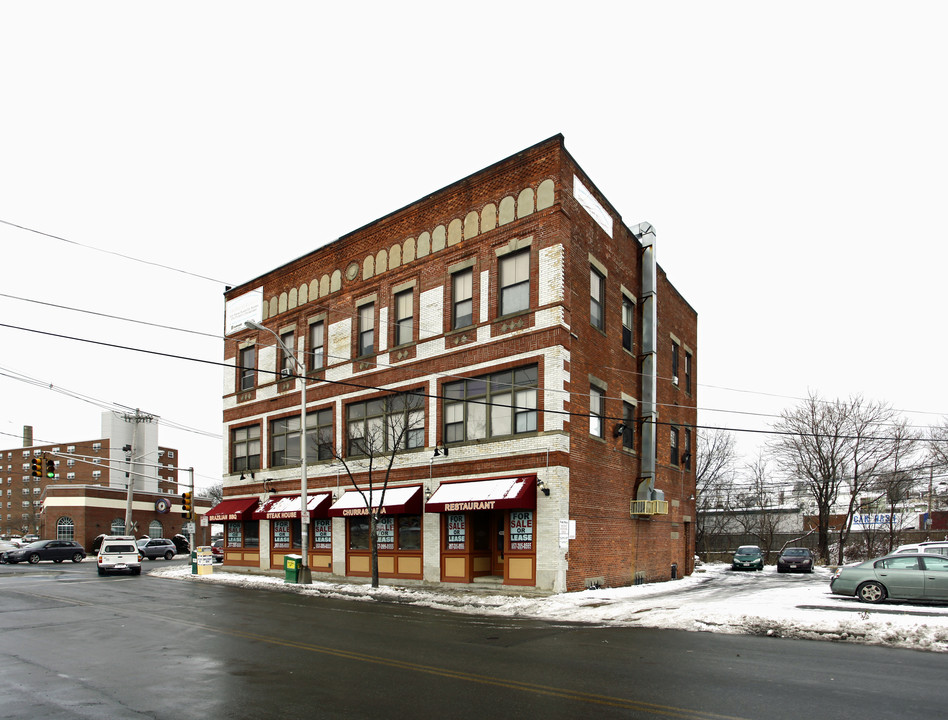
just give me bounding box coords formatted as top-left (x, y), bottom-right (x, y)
top-left (97, 567), bottom-right (105, 576)
top-left (132, 567), bottom-right (141, 576)
top-left (164, 551), bottom-right (174, 560)
top-left (71, 553), bottom-right (84, 563)
top-left (28, 553), bottom-right (41, 564)
top-left (148, 556), bottom-right (156, 561)
top-left (857, 581), bottom-right (887, 604)
top-left (777, 566), bottom-right (785, 573)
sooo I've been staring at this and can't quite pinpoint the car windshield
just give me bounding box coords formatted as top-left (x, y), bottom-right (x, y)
top-left (25, 541), bottom-right (46, 549)
top-left (736, 547), bottom-right (760, 555)
top-left (136, 540), bottom-right (149, 547)
top-left (782, 549), bottom-right (808, 556)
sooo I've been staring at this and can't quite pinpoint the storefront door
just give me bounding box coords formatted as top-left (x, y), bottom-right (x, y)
top-left (471, 510), bottom-right (505, 578)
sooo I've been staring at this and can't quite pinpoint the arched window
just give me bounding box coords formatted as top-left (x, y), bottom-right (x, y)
top-left (57, 516), bottom-right (75, 540)
top-left (149, 520), bottom-right (163, 538)
top-left (111, 518), bottom-right (125, 535)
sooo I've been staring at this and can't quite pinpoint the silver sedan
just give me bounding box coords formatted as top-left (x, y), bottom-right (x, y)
top-left (829, 553), bottom-right (948, 603)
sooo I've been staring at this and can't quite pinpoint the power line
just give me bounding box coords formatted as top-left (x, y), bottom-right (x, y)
top-left (0, 218), bottom-right (234, 286)
top-left (4, 320), bottom-right (942, 445)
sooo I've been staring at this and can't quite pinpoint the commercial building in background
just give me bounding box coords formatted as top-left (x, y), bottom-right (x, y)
top-left (2, 413), bottom-right (208, 549)
top-left (216, 135), bottom-right (697, 592)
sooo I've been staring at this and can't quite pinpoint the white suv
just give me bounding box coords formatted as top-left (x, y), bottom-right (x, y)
top-left (894, 540), bottom-right (948, 557)
top-left (97, 535), bottom-right (143, 576)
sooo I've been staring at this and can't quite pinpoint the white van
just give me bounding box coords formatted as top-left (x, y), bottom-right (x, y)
top-left (97, 535), bottom-right (143, 576)
top-left (894, 540), bottom-right (948, 557)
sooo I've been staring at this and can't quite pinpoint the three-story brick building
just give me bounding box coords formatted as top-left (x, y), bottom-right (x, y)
top-left (216, 135), bottom-right (697, 592)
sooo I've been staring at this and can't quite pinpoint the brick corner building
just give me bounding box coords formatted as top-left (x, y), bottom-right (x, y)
top-left (218, 135), bottom-right (697, 592)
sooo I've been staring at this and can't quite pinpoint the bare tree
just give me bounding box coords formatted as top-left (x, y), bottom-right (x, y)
top-left (201, 481), bottom-right (223, 505)
top-left (770, 392), bottom-right (850, 563)
top-left (833, 399), bottom-right (917, 565)
top-left (329, 390), bottom-right (425, 588)
top-left (695, 429), bottom-right (738, 557)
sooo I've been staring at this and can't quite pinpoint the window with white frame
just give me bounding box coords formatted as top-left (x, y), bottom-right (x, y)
top-left (394, 289), bottom-right (413, 346)
top-left (308, 320), bottom-right (325, 372)
top-left (590, 385), bottom-right (605, 438)
top-left (358, 303), bottom-right (375, 357)
top-left (452, 269), bottom-right (473, 330)
top-left (499, 250), bottom-right (530, 316)
top-left (590, 267), bottom-right (605, 331)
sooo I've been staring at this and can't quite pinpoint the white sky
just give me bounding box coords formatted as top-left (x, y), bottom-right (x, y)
top-left (154, 562), bottom-right (948, 653)
top-left (2, 2), bottom-right (946, 490)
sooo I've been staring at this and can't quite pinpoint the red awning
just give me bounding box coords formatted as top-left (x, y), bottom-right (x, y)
top-left (425, 475), bottom-right (537, 513)
top-left (328, 486), bottom-right (423, 517)
top-left (252, 493), bottom-right (332, 520)
top-left (205, 497), bottom-right (259, 522)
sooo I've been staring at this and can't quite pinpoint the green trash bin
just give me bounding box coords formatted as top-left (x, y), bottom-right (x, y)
top-left (284, 554), bottom-right (302, 583)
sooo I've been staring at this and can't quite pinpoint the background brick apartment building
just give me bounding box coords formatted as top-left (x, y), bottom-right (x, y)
top-left (217, 135), bottom-right (697, 592)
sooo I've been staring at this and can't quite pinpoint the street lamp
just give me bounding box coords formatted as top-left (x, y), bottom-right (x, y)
top-left (244, 320), bottom-right (312, 584)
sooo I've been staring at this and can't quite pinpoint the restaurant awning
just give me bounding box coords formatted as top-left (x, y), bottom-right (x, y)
top-left (205, 496), bottom-right (259, 522)
top-left (252, 493), bottom-right (332, 520)
top-left (425, 475), bottom-right (537, 513)
top-left (328, 486), bottom-right (423, 517)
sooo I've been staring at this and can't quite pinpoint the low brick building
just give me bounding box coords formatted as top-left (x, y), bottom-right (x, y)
top-left (217, 135), bottom-right (697, 592)
top-left (2, 414), bottom-right (209, 550)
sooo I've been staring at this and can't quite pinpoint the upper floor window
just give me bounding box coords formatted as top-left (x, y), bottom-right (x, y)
top-left (270, 410), bottom-right (334, 466)
top-left (394, 290), bottom-right (413, 346)
top-left (308, 321), bottom-right (325, 372)
top-left (280, 330), bottom-right (296, 377)
top-left (622, 297), bottom-right (634, 352)
top-left (92, 442), bottom-right (101, 452)
top-left (444, 366), bottom-right (537, 443)
top-left (238, 346), bottom-right (256, 391)
top-left (590, 268), bottom-right (605, 330)
top-left (231, 425), bottom-right (261, 472)
top-left (685, 351), bottom-right (693, 394)
top-left (622, 401), bottom-right (635, 451)
top-left (347, 392), bottom-right (425, 457)
top-left (358, 303), bottom-right (375, 357)
top-left (670, 426), bottom-right (680, 466)
top-left (499, 250), bottom-right (530, 316)
top-left (452, 269), bottom-right (473, 330)
top-left (683, 428), bottom-right (692, 471)
top-left (589, 386), bottom-right (604, 438)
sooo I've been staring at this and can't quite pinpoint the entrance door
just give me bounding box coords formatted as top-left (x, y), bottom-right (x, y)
top-left (471, 510), bottom-right (505, 578)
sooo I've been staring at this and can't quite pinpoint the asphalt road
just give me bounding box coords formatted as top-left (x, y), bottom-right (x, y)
top-left (1, 558), bottom-right (947, 719)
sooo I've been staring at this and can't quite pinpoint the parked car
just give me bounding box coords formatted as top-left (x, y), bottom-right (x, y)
top-left (731, 545), bottom-right (764, 571)
top-left (0, 540), bottom-right (19, 561)
top-left (894, 541), bottom-right (948, 557)
top-left (830, 553), bottom-right (948, 603)
top-left (1, 539), bottom-right (86, 564)
top-left (210, 539), bottom-right (224, 563)
top-left (137, 537), bottom-right (178, 560)
top-left (776, 547), bottom-right (815, 574)
top-left (97, 536), bottom-right (143, 576)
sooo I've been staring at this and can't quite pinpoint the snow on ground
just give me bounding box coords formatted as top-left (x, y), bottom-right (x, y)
top-left (150, 562), bottom-right (948, 653)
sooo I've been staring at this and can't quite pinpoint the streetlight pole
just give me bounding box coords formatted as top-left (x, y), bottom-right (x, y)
top-left (245, 320), bottom-right (312, 584)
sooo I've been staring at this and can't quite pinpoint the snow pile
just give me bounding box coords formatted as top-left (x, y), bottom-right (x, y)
top-left (151, 563), bottom-right (948, 652)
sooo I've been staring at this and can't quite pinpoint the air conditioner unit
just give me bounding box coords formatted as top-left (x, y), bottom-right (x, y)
top-left (672, 375), bottom-right (679, 386)
top-left (280, 368), bottom-right (292, 378)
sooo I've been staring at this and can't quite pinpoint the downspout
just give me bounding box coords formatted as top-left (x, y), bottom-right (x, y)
top-left (634, 222), bottom-right (661, 503)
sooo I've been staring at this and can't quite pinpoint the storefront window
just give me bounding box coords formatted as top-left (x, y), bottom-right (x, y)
top-left (398, 515), bottom-right (421, 550)
top-left (312, 518), bottom-right (332, 549)
top-left (273, 519), bottom-right (292, 549)
top-left (509, 510), bottom-right (534, 550)
top-left (446, 513), bottom-right (465, 550)
top-left (227, 521), bottom-right (242, 547)
top-left (349, 517), bottom-right (370, 550)
top-left (244, 521), bottom-right (259, 548)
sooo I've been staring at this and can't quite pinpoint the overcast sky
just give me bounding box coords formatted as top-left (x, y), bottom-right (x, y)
top-left (2, 2), bottom-right (946, 490)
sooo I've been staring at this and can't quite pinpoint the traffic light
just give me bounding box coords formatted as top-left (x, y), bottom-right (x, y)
top-left (181, 491), bottom-right (193, 519)
top-left (30, 457), bottom-right (42, 478)
top-left (45, 458), bottom-right (56, 478)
